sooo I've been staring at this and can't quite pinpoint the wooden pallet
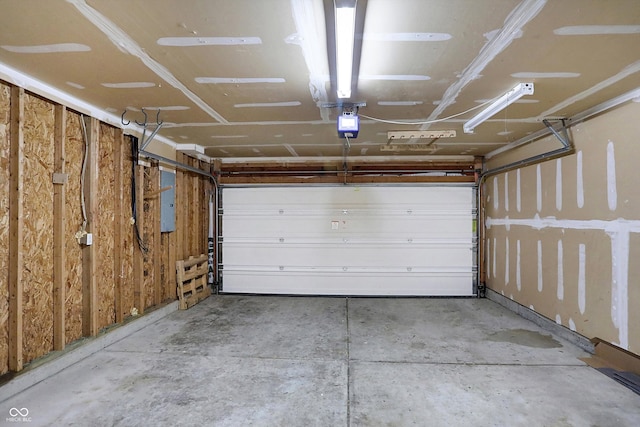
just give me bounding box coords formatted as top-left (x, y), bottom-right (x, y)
top-left (176, 254), bottom-right (211, 310)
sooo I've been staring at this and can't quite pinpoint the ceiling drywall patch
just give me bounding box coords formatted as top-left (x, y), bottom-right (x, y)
top-left (142, 105), bottom-right (190, 111)
top-left (484, 28), bottom-right (522, 41)
top-left (540, 60), bottom-right (640, 119)
top-left (195, 77), bottom-right (286, 84)
top-left (364, 32), bottom-right (452, 42)
top-left (476, 98), bottom-right (538, 104)
top-left (157, 37), bottom-right (262, 46)
top-left (360, 74), bottom-right (430, 81)
top-left (378, 101), bottom-right (423, 106)
top-left (1, 43), bottom-right (91, 53)
top-left (66, 81), bottom-right (85, 89)
top-left (289, 0), bottom-right (330, 121)
top-left (554, 25), bottom-right (640, 36)
top-left (421, 0), bottom-right (547, 130)
top-left (67, 0), bottom-right (228, 124)
top-left (211, 135), bottom-right (248, 139)
top-left (102, 82), bottom-right (156, 89)
top-left (511, 72), bottom-right (580, 78)
top-left (234, 101), bottom-right (301, 108)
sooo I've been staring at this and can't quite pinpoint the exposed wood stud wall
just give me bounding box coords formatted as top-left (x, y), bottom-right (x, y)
top-left (113, 129), bottom-right (124, 323)
top-left (133, 162), bottom-right (145, 315)
top-left (82, 116), bottom-right (99, 337)
top-left (23, 94), bottom-right (56, 363)
top-left (64, 111), bottom-right (83, 344)
top-left (8, 86), bottom-right (24, 372)
top-left (175, 153), bottom-right (185, 262)
top-left (53, 104), bottom-right (66, 351)
top-left (0, 83), bottom-right (11, 375)
top-left (0, 80), bottom-right (214, 374)
top-left (97, 124), bottom-right (116, 329)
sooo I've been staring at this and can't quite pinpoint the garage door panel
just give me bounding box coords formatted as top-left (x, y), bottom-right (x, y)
top-left (221, 186), bottom-right (475, 296)
top-left (223, 215), bottom-right (472, 237)
top-left (223, 244), bottom-right (472, 267)
top-left (221, 271), bottom-right (472, 296)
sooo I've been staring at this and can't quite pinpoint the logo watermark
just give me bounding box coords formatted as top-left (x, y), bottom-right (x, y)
top-left (6, 407), bottom-right (31, 423)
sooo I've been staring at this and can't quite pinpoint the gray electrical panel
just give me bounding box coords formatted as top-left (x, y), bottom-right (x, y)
top-left (160, 170), bottom-right (176, 232)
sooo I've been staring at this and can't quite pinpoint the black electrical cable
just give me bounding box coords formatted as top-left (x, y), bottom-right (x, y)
top-left (130, 136), bottom-right (149, 254)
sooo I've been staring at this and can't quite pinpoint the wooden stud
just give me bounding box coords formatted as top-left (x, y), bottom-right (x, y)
top-left (82, 116), bottom-right (99, 337)
top-left (133, 162), bottom-right (145, 314)
top-left (175, 153), bottom-right (185, 262)
top-left (8, 86), bottom-right (24, 372)
top-left (113, 129), bottom-right (124, 323)
top-left (151, 164), bottom-right (162, 306)
top-left (168, 228), bottom-right (177, 301)
top-left (53, 104), bottom-right (66, 350)
top-left (191, 157), bottom-right (200, 256)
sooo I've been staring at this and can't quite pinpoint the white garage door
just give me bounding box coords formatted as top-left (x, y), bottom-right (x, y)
top-left (220, 186), bottom-right (475, 296)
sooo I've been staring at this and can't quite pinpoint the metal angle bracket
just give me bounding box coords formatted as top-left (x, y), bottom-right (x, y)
top-left (542, 118), bottom-right (571, 148)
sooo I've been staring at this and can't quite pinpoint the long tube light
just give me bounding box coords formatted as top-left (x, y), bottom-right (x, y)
top-left (335, 5), bottom-right (356, 98)
top-left (463, 83), bottom-right (534, 133)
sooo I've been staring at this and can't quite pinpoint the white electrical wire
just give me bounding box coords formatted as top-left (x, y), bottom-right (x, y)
top-left (358, 97), bottom-right (497, 126)
top-left (79, 114), bottom-right (88, 232)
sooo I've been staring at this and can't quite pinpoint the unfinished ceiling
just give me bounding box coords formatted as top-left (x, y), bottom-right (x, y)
top-left (0, 0), bottom-right (639, 161)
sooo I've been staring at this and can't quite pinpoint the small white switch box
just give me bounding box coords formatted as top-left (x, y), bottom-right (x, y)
top-left (331, 221), bottom-right (339, 230)
top-left (80, 233), bottom-right (93, 246)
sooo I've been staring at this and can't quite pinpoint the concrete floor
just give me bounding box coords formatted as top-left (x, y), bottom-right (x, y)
top-left (1, 296), bottom-right (640, 426)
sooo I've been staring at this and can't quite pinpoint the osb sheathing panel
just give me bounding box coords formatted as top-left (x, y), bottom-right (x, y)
top-left (97, 123), bottom-right (115, 329)
top-left (143, 166), bottom-right (156, 309)
top-left (64, 111), bottom-right (83, 343)
top-left (0, 82), bottom-right (11, 374)
top-left (485, 101), bottom-right (640, 355)
top-left (22, 93), bottom-right (55, 363)
top-left (120, 139), bottom-right (135, 319)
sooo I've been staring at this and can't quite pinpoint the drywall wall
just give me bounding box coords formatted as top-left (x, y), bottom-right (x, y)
top-left (484, 100), bottom-right (640, 355)
top-left (0, 79), bottom-right (212, 375)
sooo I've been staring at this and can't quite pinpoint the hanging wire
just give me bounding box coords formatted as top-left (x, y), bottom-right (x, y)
top-left (130, 136), bottom-right (149, 254)
top-left (358, 97), bottom-right (497, 125)
top-left (79, 114), bottom-right (89, 233)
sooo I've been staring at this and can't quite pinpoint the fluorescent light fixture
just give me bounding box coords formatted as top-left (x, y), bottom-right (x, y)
top-left (463, 83), bottom-right (534, 134)
top-left (335, 6), bottom-right (356, 98)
